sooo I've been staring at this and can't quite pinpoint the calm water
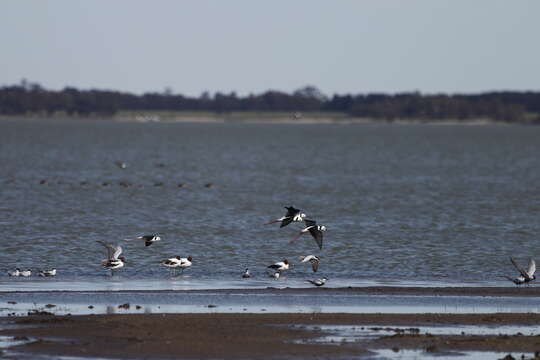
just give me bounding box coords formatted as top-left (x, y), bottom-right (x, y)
top-left (1, 119), bottom-right (539, 288)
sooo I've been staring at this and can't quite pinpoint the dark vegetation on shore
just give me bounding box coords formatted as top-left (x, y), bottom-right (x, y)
top-left (1, 80), bottom-right (540, 123)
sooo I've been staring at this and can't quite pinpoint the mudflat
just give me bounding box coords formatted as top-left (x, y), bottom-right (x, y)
top-left (3, 313), bottom-right (540, 359)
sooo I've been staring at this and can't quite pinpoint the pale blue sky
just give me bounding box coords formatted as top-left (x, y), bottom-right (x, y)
top-left (1, 1), bottom-right (539, 96)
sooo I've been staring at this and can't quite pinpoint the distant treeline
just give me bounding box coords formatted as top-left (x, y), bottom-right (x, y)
top-left (1, 80), bottom-right (540, 123)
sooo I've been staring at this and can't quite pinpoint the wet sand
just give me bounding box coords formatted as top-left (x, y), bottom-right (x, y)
top-left (3, 313), bottom-right (540, 359)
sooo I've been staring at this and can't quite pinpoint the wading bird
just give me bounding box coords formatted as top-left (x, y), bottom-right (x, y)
top-left (97, 241), bottom-right (125, 276)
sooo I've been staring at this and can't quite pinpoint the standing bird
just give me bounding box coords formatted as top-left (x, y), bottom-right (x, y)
top-left (264, 206), bottom-right (306, 228)
top-left (267, 259), bottom-right (289, 272)
top-left (161, 256), bottom-right (192, 276)
top-left (505, 257), bottom-right (536, 285)
top-left (39, 268), bottom-right (57, 277)
top-left (290, 219), bottom-right (326, 250)
top-left (7, 268), bottom-right (20, 277)
top-left (97, 241), bottom-right (125, 276)
top-left (242, 268), bottom-right (252, 278)
top-left (306, 277), bottom-right (328, 287)
top-left (20, 269), bottom-right (32, 277)
top-left (124, 234), bottom-right (161, 247)
top-left (299, 255), bottom-right (320, 272)
top-left (161, 256), bottom-right (181, 276)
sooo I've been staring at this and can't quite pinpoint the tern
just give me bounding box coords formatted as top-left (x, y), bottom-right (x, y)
top-left (124, 234), bottom-right (161, 247)
top-left (505, 257), bottom-right (536, 285)
top-left (299, 255), bottom-right (320, 272)
top-left (264, 206), bottom-right (306, 228)
top-left (97, 241), bottom-right (125, 276)
top-left (306, 277), bottom-right (328, 287)
top-left (290, 219), bottom-right (326, 250)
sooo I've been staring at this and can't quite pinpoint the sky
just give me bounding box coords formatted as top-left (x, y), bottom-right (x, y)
top-left (1, 1), bottom-right (540, 96)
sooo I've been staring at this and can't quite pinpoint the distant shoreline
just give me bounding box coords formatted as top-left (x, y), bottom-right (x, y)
top-left (0, 112), bottom-right (512, 126)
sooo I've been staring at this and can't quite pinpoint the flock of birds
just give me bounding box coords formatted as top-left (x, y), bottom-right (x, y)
top-left (5, 205), bottom-right (536, 287)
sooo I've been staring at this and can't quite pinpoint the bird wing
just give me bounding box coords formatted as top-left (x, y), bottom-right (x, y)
top-left (510, 257), bottom-right (530, 279)
top-left (310, 258), bottom-right (319, 272)
top-left (97, 241), bottom-right (117, 259)
top-left (308, 227), bottom-right (323, 250)
top-left (304, 219), bottom-right (317, 227)
top-left (527, 258), bottom-right (536, 277)
top-left (112, 245), bottom-right (122, 260)
top-left (285, 206), bottom-right (300, 217)
top-left (280, 217), bottom-right (293, 228)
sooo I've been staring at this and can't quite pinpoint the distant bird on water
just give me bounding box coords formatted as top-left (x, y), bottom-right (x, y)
top-left (505, 257), bottom-right (536, 285)
top-left (20, 269), bottom-right (32, 277)
top-left (124, 234), bottom-right (161, 247)
top-left (299, 255), bottom-right (320, 272)
top-left (306, 277), bottom-right (328, 287)
top-left (290, 219), bottom-right (326, 250)
top-left (114, 161), bottom-right (127, 169)
top-left (264, 206), bottom-right (306, 228)
top-left (39, 268), bottom-right (57, 277)
top-left (7, 268), bottom-right (20, 277)
top-left (242, 268), bottom-right (252, 278)
top-left (97, 241), bottom-right (125, 276)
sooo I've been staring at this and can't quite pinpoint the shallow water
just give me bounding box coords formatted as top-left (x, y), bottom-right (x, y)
top-left (1, 119), bottom-right (540, 287)
top-left (2, 291), bottom-right (540, 315)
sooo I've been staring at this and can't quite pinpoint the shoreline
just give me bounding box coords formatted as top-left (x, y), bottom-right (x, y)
top-left (0, 114), bottom-right (513, 125)
top-left (2, 313), bottom-right (540, 359)
top-left (1, 286), bottom-right (538, 297)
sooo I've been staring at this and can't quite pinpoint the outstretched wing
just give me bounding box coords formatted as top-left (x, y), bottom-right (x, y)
top-left (285, 206), bottom-right (301, 217)
top-left (527, 258), bottom-right (536, 277)
top-left (510, 257), bottom-right (530, 279)
top-left (97, 241), bottom-right (122, 260)
top-left (280, 217), bottom-right (293, 228)
top-left (308, 228), bottom-right (323, 250)
top-left (304, 219), bottom-right (317, 227)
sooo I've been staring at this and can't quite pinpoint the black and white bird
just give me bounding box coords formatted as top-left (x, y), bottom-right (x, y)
top-left (264, 206), bottom-right (306, 228)
top-left (39, 268), bottom-right (57, 277)
top-left (97, 241), bottom-right (125, 276)
top-left (267, 259), bottom-right (290, 272)
top-left (124, 234), bottom-right (161, 247)
top-left (161, 256), bottom-right (192, 276)
top-left (7, 268), bottom-right (20, 277)
top-left (290, 219), bottom-right (326, 250)
top-left (505, 257), bottom-right (536, 285)
top-left (20, 269), bottom-right (32, 277)
top-left (306, 277), bottom-right (328, 287)
top-left (114, 161), bottom-right (127, 169)
top-left (299, 255), bottom-right (320, 272)
top-left (242, 268), bottom-right (252, 278)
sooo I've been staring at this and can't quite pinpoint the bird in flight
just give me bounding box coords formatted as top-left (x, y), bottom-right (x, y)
top-left (299, 255), bottom-right (320, 272)
top-left (264, 206), bottom-right (306, 228)
top-left (124, 234), bottom-right (161, 247)
top-left (505, 257), bottom-right (536, 285)
top-left (97, 241), bottom-right (125, 276)
top-left (290, 219), bottom-right (326, 250)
